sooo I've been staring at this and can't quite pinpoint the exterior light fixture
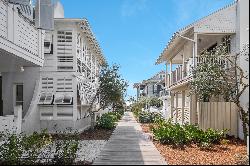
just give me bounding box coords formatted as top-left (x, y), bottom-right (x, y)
top-left (20, 66), bottom-right (24, 72)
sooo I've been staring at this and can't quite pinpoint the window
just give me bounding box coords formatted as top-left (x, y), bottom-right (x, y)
top-left (57, 56), bottom-right (73, 62)
top-left (57, 78), bottom-right (73, 92)
top-left (44, 42), bottom-right (53, 54)
top-left (54, 94), bottom-right (73, 105)
top-left (41, 77), bottom-right (54, 92)
top-left (44, 33), bottom-right (53, 54)
top-left (15, 84), bottom-right (23, 109)
top-left (57, 66), bottom-right (74, 71)
top-left (39, 93), bottom-right (53, 105)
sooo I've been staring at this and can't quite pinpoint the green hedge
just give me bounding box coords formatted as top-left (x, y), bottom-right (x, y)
top-left (138, 112), bottom-right (163, 124)
top-left (152, 120), bottom-right (227, 148)
top-left (0, 130), bottom-right (80, 165)
top-left (96, 110), bottom-right (124, 130)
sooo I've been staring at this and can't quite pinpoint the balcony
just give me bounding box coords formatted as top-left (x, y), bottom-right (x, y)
top-left (167, 55), bottom-right (235, 89)
top-left (0, 1), bottom-right (44, 72)
top-left (167, 58), bottom-right (193, 89)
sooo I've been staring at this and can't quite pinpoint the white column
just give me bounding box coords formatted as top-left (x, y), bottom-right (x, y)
top-left (181, 91), bottom-right (185, 125)
top-left (175, 92), bottom-right (178, 123)
top-left (170, 60), bottom-right (173, 86)
top-left (193, 33), bottom-right (198, 67)
top-left (182, 49), bottom-right (186, 78)
top-left (170, 92), bottom-right (174, 122)
top-left (90, 53), bottom-right (93, 81)
top-left (165, 63), bottom-right (168, 89)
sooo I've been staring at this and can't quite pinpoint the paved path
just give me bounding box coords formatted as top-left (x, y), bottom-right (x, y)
top-left (93, 112), bottom-right (167, 165)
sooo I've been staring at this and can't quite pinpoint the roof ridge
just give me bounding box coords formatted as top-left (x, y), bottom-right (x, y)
top-left (156, 1), bottom-right (237, 65)
top-left (178, 1), bottom-right (237, 33)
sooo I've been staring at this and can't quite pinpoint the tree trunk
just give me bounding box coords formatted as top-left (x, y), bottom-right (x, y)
top-left (90, 111), bottom-right (95, 130)
top-left (238, 106), bottom-right (249, 144)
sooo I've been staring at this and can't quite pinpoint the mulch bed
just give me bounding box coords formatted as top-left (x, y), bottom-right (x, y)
top-left (78, 128), bottom-right (115, 140)
top-left (51, 128), bottom-right (115, 141)
top-left (141, 124), bottom-right (249, 165)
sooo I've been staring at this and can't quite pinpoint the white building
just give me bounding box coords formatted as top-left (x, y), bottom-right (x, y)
top-left (156, 0), bottom-right (249, 139)
top-left (0, 0), bottom-right (48, 134)
top-left (0, 0), bottom-right (106, 134)
top-left (38, 17), bottom-right (106, 133)
top-left (134, 71), bottom-right (165, 100)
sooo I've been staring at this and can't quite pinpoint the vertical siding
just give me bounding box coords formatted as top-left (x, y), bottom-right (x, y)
top-left (198, 102), bottom-right (238, 137)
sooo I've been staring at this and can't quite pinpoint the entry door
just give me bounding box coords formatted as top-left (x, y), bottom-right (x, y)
top-left (14, 84), bottom-right (24, 110)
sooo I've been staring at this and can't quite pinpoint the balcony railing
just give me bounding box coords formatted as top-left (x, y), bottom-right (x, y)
top-left (167, 55), bottom-right (235, 88)
top-left (0, 1), bottom-right (44, 64)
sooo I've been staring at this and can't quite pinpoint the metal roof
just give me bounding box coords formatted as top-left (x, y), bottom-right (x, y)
top-left (155, 1), bottom-right (237, 65)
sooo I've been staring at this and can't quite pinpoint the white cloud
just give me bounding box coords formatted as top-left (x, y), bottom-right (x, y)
top-left (121, 0), bottom-right (148, 17)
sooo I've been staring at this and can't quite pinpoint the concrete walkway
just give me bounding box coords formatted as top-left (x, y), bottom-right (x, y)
top-left (93, 112), bottom-right (167, 165)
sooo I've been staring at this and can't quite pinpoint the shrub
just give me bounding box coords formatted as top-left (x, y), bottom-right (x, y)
top-left (97, 113), bottom-right (117, 129)
top-left (0, 129), bottom-right (80, 165)
top-left (152, 120), bottom-right (227, 148)
top-left (53, 134), bottom-right (80, 165)
top-left (138, 112), bottom-right (163, 124)
top-left (0, 129), bottom-right (52, 165)
top-left (22, 129), bottom-right (52, 164)
top-left (0, 134), bottom-right (23, 165)
top-left (115, 109), bottom-right (125, 118)
top-left (152, 120), bottom-right (188, 146)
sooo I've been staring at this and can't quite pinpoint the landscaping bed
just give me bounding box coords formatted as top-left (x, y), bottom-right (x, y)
top-left (52, 128), bottom-right (114, 141)
top-left (141, 123), bottom-right (249, 165)
top-left (79, 128), bottom-right (114, 140)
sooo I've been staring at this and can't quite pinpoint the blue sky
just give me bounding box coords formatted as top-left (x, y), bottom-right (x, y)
top-left (60, 0), bottom-right (233, 99)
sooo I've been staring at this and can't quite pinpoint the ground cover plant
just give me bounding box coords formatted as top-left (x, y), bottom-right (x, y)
top-left (0, 129), bottom-right (80, 165)
top-left (96, 110), bottom-right (124, 130)
top-left (138, 111), bottom-right (163, 124)
top-left (151, 120), bottom-right (227, 149)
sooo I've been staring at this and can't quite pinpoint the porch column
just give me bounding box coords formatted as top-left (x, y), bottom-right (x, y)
top-left (90, 53), bottom-right (93, 82)
top-left (182, 49), bottom-right (186, 78)
top-left (189, 94), bottom-right (198, 125)
top-left (193, 33), bottom-right (198, 67)
top-left (175, 92), bottom-right (178, 123)
top-left (170, 60), bottom-right (173, 87)
top-left (181, 90), bottom-right (185, 125)
top-left (165, 62), bottom-right (168, 89)
top-left (170, 92), bottom-right (174, 122)
top-left (137, 87), bottom-right (140, 101)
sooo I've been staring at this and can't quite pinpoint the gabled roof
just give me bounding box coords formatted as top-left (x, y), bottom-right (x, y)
top-left (133, 71), bottom-right (165, 88)
top-left (156, 1), bottom-right (237, 65)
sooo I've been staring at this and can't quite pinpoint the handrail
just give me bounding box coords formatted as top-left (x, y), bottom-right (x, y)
top-left (166, 55), bottom-right (235, 88)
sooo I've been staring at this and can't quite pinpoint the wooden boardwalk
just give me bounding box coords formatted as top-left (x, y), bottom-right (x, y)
top-left (93, 112), bottom-right (167, 165)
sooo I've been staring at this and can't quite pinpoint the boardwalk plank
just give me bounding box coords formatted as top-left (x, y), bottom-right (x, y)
top-left (93, 112), bottom-right (167, 165)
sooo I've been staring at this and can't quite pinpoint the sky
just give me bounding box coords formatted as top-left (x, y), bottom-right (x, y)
top-left (60, 0), bottom-right (234, 99)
